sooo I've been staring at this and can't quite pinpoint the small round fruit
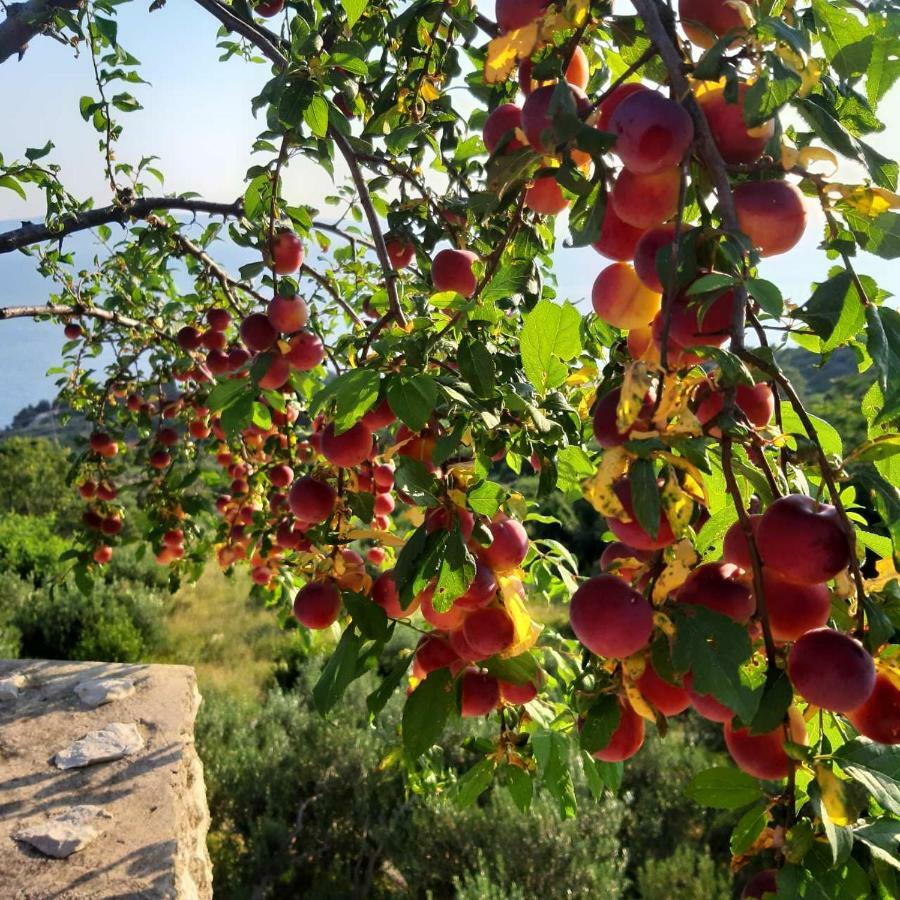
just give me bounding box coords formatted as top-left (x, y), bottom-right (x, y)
top-left (637, 661), bottom-right (691, 716)
top-left (685, 672), bottom-right (734, 723)
top-left (463, 607), bottom-right (515, 659)
top-left (592, 203), bottom-right (646, 261)
top-left (596, 82), bottom-right (647, 132)
top-left (285, 330), bottom-right (325, 370)
top-left (288, 476), bottom-right (336, 524)
top-left (431, 248), bottom-right (479, 297)
top-left (420, 586), bottom-right (466, 630)
top-left (372, 570), bottom-right (421, 619)
top-left (525, 175), bottom-right (569, 215)
top-left (521, 83), bottom-right (590, 154)
top-left (570, 574), bottom-right (654, 659)
top-left (206, 308), bottom-right (231, 331)
top-left (741, 869), bottom-right (779, 900)
top-left (679, 0), bottom-right (744, 48)
top-left (293, 581), bottom-right (341, 629)
top-left (92, 544), bottom-right (113, 565)
top-left (270, 230), bottom-right (304, 274)
top-left (698, 83), bottom-right (774, 165)
top-left (676, 562), bottom-right (755, 623)
top-left (722, 515), bottom-right (763, 570)
top-left (456, 562), bottom-right (498, 610)
top-left (609, 90), bottom-right (694, 174)
top-left (593, 697), bottom-right (645, 762)
top-left (320, 421), bottom-right (374, 468)
top-left (257, 354), bottom-right (291, 390)
top-left (592, 263), bottom-right (662, 329)
top-left (592, 387), bottom-right (655, 449)
top-left (667, 286), bottom-right (736, 348)
top-left (483, 103), bottom-right (525, 154)
top-left (415, 633), bottom-right (459, 674)
top-left (633, 224), bottom-right (687, 293)
top-left (606, 478), bottom-right (676, 551)
top-left (789, 628), bottom-right (876, 712)
top-left (267, 294), bottom-right (309, 333)
top-left (733, 181), bottom-right (806, 257)
top-left (240, 313), bottom-right (277, 352)
top-left (460, 669), bottom-right (500, 717)
top-left (500, 678), bottom-right (538, 705)
top-left (847, 672), bottom-right (900, 744)
top-left (762, 572), bottom-right (831, 642)
top-left (610, 167), bottom-right (681, 230)
top-left (480, 517), bottom-right (529, 572)
top-left (386, 237), bottom-right (415, 270)
top-left (724, 707), bottom-right (807, 781)
top-left (757, 495), bottom-right (849, 585)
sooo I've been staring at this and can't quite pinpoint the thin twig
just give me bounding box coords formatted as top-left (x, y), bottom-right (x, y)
top-left (302, 264), bottom-right (364, 327)
top-left (0, 303), bottom-right (140, 328)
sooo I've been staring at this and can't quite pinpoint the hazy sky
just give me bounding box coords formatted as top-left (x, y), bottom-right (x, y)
top-left (0, 0), bottom-right (897, 425)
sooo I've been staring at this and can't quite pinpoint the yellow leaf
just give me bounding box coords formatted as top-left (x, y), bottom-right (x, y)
top-left (657, 452), bottom-right (708, 506)
top-left (815, 766), bottom-right (851, 826)
top-left (652, 540), bottom-right (699, 604)
top-left (867, 556), bottom-right (900, 593)
top-left (618, 361), bottom-right (655, 433)
top-left (577, 387), bottom-right (597, 423)
top-left (540, 0), bottom-right (589, 37)
top-left (583, 446), bottom-right (628, 518)
top-left (651, 373), bottom-right (705, 436)
top-left (624, 676), bottom-right (659, 723)
top-left (498, 574), bottom-right (542, 657)
top-left (652, 610), bottom-right (675, 637)
top-left (661, 470), bottom-right (695, 538)
top-left (484, 23), bottom-right (540, 85)
top-left (419, 80), bottom-right (441, 102)
top-left (345, 528), bottom-right (406, 547)
top-left (566, 363), bottom-right (598, 386)
top-left (828, 184), bottom-right (900, 216)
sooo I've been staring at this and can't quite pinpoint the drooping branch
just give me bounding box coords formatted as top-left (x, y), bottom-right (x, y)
top-left (0, 0), bottom-right (76, 65)
top-left (0, 303), bottom-right (141, 328)
top-left (0, 197), bottom-right (245, 254)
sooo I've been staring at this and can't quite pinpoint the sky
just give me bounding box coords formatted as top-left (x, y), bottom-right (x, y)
top-left (0, 0), bottom-right (897, 426)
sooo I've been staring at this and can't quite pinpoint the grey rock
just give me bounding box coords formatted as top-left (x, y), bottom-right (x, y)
top-left (0, 674), bottom-right (26, 701)
top-left (53, 722), bottom-right (144, 769)
top-left (74, 676), bottom-right (135, 708)
top-left (13, 805), bottom-right (113, 858)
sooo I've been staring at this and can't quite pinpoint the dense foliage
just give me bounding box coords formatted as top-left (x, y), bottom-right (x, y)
top-left (2, 0), bottom-right (900, 895)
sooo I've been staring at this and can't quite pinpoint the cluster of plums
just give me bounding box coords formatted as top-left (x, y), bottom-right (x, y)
top-left (569, 487), bottom-right (895, 772)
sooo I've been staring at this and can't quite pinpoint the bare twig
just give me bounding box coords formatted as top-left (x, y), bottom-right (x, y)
top-left (302, 263), bottom-right (364, 327)
top-left (0, 303), bottom-right (140, 328)
top-left (0, 196), bottom-right (244, 254)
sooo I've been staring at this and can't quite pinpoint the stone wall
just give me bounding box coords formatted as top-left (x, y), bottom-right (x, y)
top-left (0, 660), bottom-right (213, 899)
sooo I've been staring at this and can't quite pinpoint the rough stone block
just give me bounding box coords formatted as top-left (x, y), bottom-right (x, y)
top-left (0, 659), bottom-right (213, 898)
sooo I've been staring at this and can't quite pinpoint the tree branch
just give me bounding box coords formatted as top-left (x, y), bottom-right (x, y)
top-left (0, 0), bottom-right (76, 65)
top-left (0, 303), bottom-right (141, 328)
top-left (0, 196), bottom-right (244, 254)
top-left (190, 0), bottom-right (287, 67)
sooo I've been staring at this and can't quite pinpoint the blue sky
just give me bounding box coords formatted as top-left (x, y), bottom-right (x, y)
top-left (1, 1), bottom-right (897, 426)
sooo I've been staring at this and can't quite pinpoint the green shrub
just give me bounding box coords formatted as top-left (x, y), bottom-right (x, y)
top-left (635, 844), bottom-right (731, 900)
top-left (5, 574), bottom-right (166, 663)
top-left (0, 513), bottom-right (71, 582)
top-left (0, 437), bottom-right (79, 523)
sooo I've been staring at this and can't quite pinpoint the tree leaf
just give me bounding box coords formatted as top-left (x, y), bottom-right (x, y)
top-left (520, 300), bottom-right (582, 394)
top-left (456, 759), bottom-right (495, 807)
top-left (730, 801), bottom-right (769, 854)
top-left (834, 739), bottom-right (900, 816)
top-left (866, 305), bottom-right (900, 425)
top-left (532, 729), bottom-right (577, 819)
top-left (387, 373), bottom-right (437, 431)
top-left (340, 0), bottom-right (368, 29)
top-left (402, 668), bottom-right (456, 758)
top-left (686, 766), bottom-right (763, 809)
top-left (628, 458), bottom-right (661, 540)
top-left (458, 338), bottom-right (496, 397)
top-left (313, 626), bottom-right (364, 715)
top-left (854, 818), bottom-right (900, 871)
top-left (579, 694), bottom-right (621, 754)
top-left (432, 522), bottom-right (476, 613)
top-left (304, 95), bottom-right (330, 139)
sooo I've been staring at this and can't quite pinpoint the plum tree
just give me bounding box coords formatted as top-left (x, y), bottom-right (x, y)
top-left (724, 708), bottom-right (807, 781)
top-left (3, 1), bottom-right (897, 892)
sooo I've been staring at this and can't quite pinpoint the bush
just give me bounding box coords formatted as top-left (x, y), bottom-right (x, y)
top-left (197, 675), bottom-right (627, 900)
top-left (0, 513), bottom-right (72, 582)
top-left (636, 844), bottom-right (731, 900)
top-left (2, 573), bottom-right (166, 663)
top-left (0, 437), bottom-right (79, 523)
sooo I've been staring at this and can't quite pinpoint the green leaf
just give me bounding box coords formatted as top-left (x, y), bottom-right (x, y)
top-left (340, 0), bottom-right (367, 29)
top-left (432, 523), bottom-right (476, 613)
top-left (579, 694), bottom-right (621, 754)
top-left (311, 368), bottom-right (380, 433)
top-left (384, 124), bottom-right (422, 155)
top-left (220, 391), bottom-right (255, 436)
top-left (251, 401), bottom-right (272, 430)
top-left (520, 300), bottom-right (582, 394)
top-left (367, 653), bottom-right (412, 718)
top-left (854, 818), bottom-right (900, 871)
top-left (480, 260), bottom-right (534, 304)
top-left (393, 525), bottom-right (443, 609)
top-left (556, 445), bottom-right (595, 496)
top-left (811, 0), bottom-right (873, 80)
top-left (458, 338), bottom-right (496, 397)
top-left (779, 401), bottom-right (843, 457)
top-left (456, 759), bottom-right (495, 807)
top-left (843, 210), bottom-right (900, 260)
top-left (568, 177), bottom-right (605, 246)
top-left (866, 305), bottom-right (900, 425)
top-left (483, 653), bottom-right (538, 686)
top-left (343, 591), bottom-right (389, 642)
top-left (748, 668), bottom-right (792, 734)
top-left (387, 373), bottom-right (437, 432)
top-left (794, 98), bottom-right (859, 160)
top-left (24, 141), bottom-right (54, 161)
top-left (730, 801), bottom-right (768, 855)
top-left (834, 739), bottom-right (900, 816)
top-left (467, 479), bottom-right (506, 517)
top-left (629, 459), bottom-right (661, 540)
top-left (0, 175), bottom-right (25, 200)
top-left (798, 270), bottom-right (865, 350)
top-left (93, 15), bottom-right (118, 46)
top-left (503, 764), bottom-right (533, 812)
top-left (394, 457), bottom-right (440, 507)
top-left (686, 767), bottom-right (763, 810)
top-left (671, 607), bottom-right (755, 721)
top-left (206, 378), bottom-right (249, 412)
top-left (402, 668), bottom-right (456, 758)
top-left (778, 845), bottom-right (872, 898)
top-left (313, 626), bottom-right (364, 715)
top-left (746, 277), bottom-right (784, 317)
top-left (303, 95), bottom-right (330, 139)
top-left (533, 730), bottom-right (577, 819)
top-left (744, 57), bottom-right (801, 126)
